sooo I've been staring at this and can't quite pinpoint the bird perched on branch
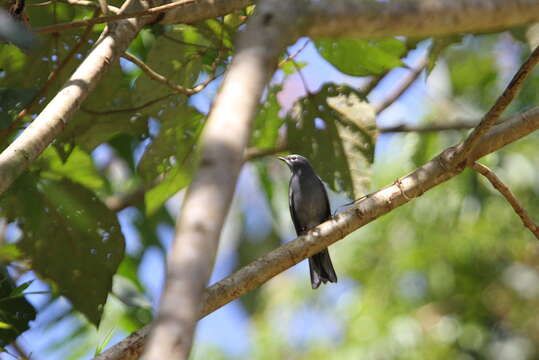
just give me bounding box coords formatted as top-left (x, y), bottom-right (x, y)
top-left (279, 154), bottom-right (337, 289)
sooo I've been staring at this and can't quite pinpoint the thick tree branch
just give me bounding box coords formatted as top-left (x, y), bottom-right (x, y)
top-left (305, 0), bottom-right (539, 39)
top-left (142, 1), bottom-right (307, 359)
top-left (473, 162), bottom-right (539, 240)
top-left (96, 106), bottom-right (539, 360)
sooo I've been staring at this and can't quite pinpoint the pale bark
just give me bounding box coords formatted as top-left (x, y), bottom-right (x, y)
top-left (305, 0), bottom-right (539, 39)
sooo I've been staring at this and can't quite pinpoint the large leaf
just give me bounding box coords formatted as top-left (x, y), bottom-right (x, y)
top-left (287, 84), bottom-right (377, 199)
top-left (315, 38), bottom-right (406, 76)
top-left (1, 174), bottom-right (125, 326)
top-left (139, 106), bottom-right (205, 214)
top-left (37, 146), bottom-right (105, 191)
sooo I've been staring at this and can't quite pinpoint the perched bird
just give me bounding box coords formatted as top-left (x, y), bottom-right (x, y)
top-left (279, 154), bottom-right (337, 289)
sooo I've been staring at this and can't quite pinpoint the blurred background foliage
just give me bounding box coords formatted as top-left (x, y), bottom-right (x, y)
top-left (1, 0), bottom-right (539, 359)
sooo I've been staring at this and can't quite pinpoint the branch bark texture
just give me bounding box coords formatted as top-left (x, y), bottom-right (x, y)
top-left (142, 1), bottom-right (307, 359)
top-left (305, 0), bottom-right (539, 39)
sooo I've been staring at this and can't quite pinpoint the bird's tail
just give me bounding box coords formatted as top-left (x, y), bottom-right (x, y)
top-left (308, 248), bottom-right (337, 289)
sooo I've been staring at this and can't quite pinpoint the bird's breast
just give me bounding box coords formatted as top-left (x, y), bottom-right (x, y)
top-left (291, 174), bottom-right (329, 230)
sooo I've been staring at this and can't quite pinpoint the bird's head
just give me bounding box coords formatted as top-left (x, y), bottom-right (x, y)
top-left (278, 154), bottom-right (313, 173)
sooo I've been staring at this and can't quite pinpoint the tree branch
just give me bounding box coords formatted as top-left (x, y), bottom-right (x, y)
top-left (36, 0), bottom-right (252, 34)
top-left (472, 162), bottom-right (539, 240)
top-left (378, 121), bottom-right (475, 133)
top-left (35, 0), bottom-right (196, 34)
top-left (305, 0), bottom-right (539, 39)
top-left (95, 105), bottom-right (539, 360)
top-left (121, 51), bottom-right (222, 95)
top-left (142, 1), bottom-right (307, 359)
top-left (455, 45), bottom-right (539, 165)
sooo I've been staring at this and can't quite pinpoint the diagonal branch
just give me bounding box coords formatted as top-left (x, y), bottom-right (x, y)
top-left (142, 1), bottom-right (307, 359)
top-left (454, 45), bottom-right (539, 166)
top-left (473, 162), bottom-right (539, 240)
top-left (95, 105), bottom-right (539, 360)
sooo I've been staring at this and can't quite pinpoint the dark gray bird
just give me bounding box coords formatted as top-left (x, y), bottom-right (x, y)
top-left (279, 154), bottom-right (337, 289)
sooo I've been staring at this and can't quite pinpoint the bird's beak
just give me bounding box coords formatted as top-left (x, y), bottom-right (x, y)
top-left (278, 156), bottom-right (289, 165)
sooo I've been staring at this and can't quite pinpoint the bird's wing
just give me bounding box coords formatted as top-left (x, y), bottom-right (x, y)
top-left (288, 176), bottom-right (304, 235)
top-left (318, 176), bottom-right (332, 221)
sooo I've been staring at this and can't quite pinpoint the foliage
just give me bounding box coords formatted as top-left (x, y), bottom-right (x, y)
top-left (0, 1), bottom-right (538, 359)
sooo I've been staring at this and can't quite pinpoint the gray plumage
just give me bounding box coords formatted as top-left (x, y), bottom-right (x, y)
top-left (279, 154), bottom-right (337, 289)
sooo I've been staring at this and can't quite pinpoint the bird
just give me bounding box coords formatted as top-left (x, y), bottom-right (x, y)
top-left (278, 154), bottom-right (337, 289)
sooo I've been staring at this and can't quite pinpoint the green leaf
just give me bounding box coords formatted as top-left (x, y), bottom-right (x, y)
top-left (251, 86), bottom-right (284, 149)
top-left (280, 61), bottom-right (307, 76)
top-left (139, 105), bottom-right (204, 214)
top-left (315, 38), bottom-right (406, 76)
top-left (0, 267), bottom-right (36, 346)
top-left (144, 166), bottom-right (191, 215)
top-left (38, 146), bottom-right (105, 191)
top-left (0, 244), bottom-right (22, 263)
top-left (3, 174), bottom-right (125, 326)
top-left (9, 280), bottom-right (33, 298)
top-left (0, 88), bottom-right (39, 126)
top-left (287, 84), bottom-right (377, 199)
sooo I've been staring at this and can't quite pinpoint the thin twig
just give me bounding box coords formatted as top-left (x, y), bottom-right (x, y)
top-left (161, 34), bottom-right (228, 51)
top-left (473, 162), bottom-right (539, 240)
top-left (379, 121), bottom-right (475, 133)
top-left (374, 55), bottom-right (428, 113)
top-left (81, 93), bottom-right (176, 115)
top-left (278, 39), bottom-right (310, 67)
top-left (245, 121), bottom-right (476, 160)
top-left (35, 0), bottom-right (196, 34)
top-left (456, 46), bottom-right (539, 165)
top-left (121, 52), bottom-right (221, 96)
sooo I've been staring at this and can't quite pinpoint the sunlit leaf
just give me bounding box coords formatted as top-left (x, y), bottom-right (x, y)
top-left (315, 38), bottom-right (406, 76)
